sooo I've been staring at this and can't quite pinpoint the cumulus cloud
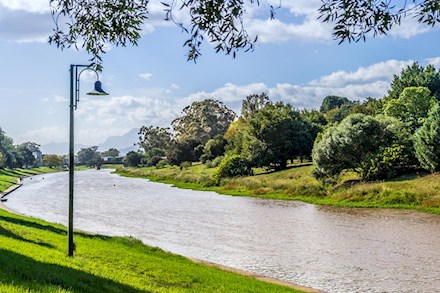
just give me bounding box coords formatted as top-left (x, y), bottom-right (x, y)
top-left (309, 60), bottom-right (414, 88)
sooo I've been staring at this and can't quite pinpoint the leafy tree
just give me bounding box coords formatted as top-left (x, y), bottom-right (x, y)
top-left (241, 93), bottom-right (271, 119)
top-left (42, 154), bottom-right (64, 168)
top-left (139, 126), bottom-right (172, 159)
top-left (201, 135), bottom-right (227, 163)
top-left (319, 1), bottom-right (440, 44)
top-left (0, 127), bottom-right (15, 168)
top-left (242, 102), bottom-right (315, 171)
top-left (300, 109), bottom-right (327, 127)
top-left (325, 102), bottom-right (358, 124)
top-left (101, 148), bottom-right (120, 158)
top-left (49, 0), bottom-right (268, 67)
top-left (77, 146), bottom-right (101, 166)
top-left (413, 101), bottom-right (440, 172)
top-left (312, 114), bottom-right (416, 182)
top-left (166, 139), bottom-right (200, 166)
top-left (384, 86), bottom-right (436, 133)
top-left (172, 99), bottom-right (236, 145)
top-left (125, 151), bottom-right (142, 167)
top-left (386, 63), bottom-right (440, 101)
top-left (320, 95), bottom-right (350, 113)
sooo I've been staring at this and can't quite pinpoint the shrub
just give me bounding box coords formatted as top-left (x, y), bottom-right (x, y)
top-left (211, 156), bottom-right (224, 167)
top-left (180, 161), bottom-right (192, 170)
top-left (147, 156), bottom-right (163, 167)
top-left (214, 155), bottom-right (253, 183)
top-left (156, 159), bottom-right (167, 169)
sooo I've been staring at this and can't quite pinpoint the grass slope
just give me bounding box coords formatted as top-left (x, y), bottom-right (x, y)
top-left (0, 209), bottom-right (302, 292)
top-left (116, 164), bottom-right (440, 214)
top-left (0, 167), bottom-right (61, 192)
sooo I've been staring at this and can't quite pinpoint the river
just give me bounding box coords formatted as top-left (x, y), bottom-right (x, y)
top-left (4, 169), bottom-right (440, 292)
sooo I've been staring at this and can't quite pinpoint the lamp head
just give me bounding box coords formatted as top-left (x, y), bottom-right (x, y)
top-left (87, 80), bottom-right (109, 96)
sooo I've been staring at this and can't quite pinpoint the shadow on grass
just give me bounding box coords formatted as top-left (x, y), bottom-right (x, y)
top-left (0, 215), bottom-right (67, 235)
top-left (0, 225), bottom-right (54, 248)
top-left (0, 249), bottom-right (143, 292)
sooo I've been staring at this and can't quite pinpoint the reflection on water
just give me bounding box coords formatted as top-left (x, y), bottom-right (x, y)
top-left (5, 169), bottom-right (440, 293)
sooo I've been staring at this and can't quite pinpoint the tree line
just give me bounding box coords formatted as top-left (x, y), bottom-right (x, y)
top-left (137, 62), bottom-right (440, 183)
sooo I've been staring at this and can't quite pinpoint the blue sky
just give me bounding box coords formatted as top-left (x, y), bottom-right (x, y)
top-left (1, 0), bottom-right (440, 148)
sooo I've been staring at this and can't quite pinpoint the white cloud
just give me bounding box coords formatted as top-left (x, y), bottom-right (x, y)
top-left (0, 0), bottom-right (49, 13)
top-left (16, 126), bottom-right (67, 145)
top-left (310, 60), bottom-right (414, 88)
top-left (139, 73), bottom-right (153, 80)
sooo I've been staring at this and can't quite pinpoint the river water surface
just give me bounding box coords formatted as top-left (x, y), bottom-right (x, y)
top-left (4, 169), bottom-right (440, 292)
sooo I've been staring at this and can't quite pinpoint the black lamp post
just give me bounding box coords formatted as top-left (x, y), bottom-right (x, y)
top-left (68, 64), bottom-right (108, 256)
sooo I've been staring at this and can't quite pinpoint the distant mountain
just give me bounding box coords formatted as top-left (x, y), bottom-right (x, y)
top-left (41, 128), bottom-right (141, 156)
top-left (98, 128), bottom-right (140, 155)
top-left (41, 142), bottom-right (89, 155)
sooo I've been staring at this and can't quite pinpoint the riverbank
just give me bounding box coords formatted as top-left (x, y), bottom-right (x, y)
top-left (115, 164), bottom-right (440, 214)
top-left (0, 207), bottom-right (308, 292)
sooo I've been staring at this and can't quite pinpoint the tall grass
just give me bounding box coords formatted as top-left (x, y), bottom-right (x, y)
top-left (116, 165), bottom-right (440, 214)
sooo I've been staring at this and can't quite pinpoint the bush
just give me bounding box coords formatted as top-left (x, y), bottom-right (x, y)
top-left (156, 159), bottom-right (167, 169)
top-left (214, 155), bottom-right (253, 183)
top-left (212, 156), bottom-right (224, 167)
top-left (180, 161), bottom-right (192, 170)
top-left (147, 156), bottom-right (163, 167)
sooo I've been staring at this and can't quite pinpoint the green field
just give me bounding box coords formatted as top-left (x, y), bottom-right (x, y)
top-left (116, 164), bottom-right (440, 214)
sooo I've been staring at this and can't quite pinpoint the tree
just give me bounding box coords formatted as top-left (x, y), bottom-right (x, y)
top-left (242, 102), bottom-right (315, 171)
top-left (49, 0), bottom-right (267, 67)
top-left (125, 151), bottom-right (142, 167)
top-left (413, 101), bottom-right (440, 172)
top-left (166, 139), bottom-right (200, 166)
top-left (312, 114), bottom-right (416, 182)
top-left (43, 154), bottom-right (64, 168)
top-left (101, 148), bottom-right (120, 158)
top-left (201, 135), bottom-right (227, 162)
top-left (384, 86), bottom-right (436, 133)
top-left (172, 99), bottom-right (236, 145)
top-left (386, 63), bottom-right (440, 101)
top-left (138, 126), bottom-right (172, 159)
top-left (241, 93), bottom-right (271, 119)
top-left (0, 127), bottom-right (15, 168)
top-left (77, 146), bottom-right (101, 166)
top-left (319, 1), bottom-right (440, 44)
top-left (320, 95), bottom-right (350, 113)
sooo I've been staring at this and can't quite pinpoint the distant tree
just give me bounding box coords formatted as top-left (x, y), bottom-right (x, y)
top-left (42, 154), bottom-right (64, 168)
top-left (77, 146), bottom-right (101, 166)
top-left (125, 151), bottom-right (141, 167)
top-left (414, 101), bottom-right (440, 172)
top-left (172, 99), bottom-right (236, 145)
top-left (320, 95), bottom-right (351, 113)
top-left (384, 86), bottom-right (436, 133)
top-left (241, 93), bottom-right (271, 119)
top-left (101, 148), bottom-right (120, 158)
top-left (386, 63), bottom-right (440, 102)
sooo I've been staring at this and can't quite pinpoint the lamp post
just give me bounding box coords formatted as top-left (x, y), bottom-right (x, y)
top-left (68, 64), bottom-right (108, 256)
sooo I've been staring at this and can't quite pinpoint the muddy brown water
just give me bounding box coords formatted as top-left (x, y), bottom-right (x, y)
top-left (5, 169), bottom-right (440, 292)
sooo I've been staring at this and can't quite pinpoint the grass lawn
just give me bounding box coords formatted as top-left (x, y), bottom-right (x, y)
top-left (0, 208), bottom-right (304, 292)
top-left (116, 163), bottom-right (440, 214)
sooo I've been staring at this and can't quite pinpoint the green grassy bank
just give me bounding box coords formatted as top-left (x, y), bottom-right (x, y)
top-left (0, 167), bottom-right (61, 192)
top-left (0, 208), bottom-right (302, 292)
top-left (115, 164), bottom-right (440, 214)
